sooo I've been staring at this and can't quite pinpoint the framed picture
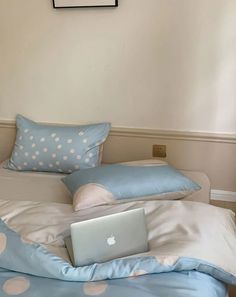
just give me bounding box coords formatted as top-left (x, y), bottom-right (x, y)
top-left (53, 0), bottom-right (118, 8)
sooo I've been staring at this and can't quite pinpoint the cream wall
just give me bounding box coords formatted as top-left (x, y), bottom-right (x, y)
top-left (0, 0), bottom-right (236, 134)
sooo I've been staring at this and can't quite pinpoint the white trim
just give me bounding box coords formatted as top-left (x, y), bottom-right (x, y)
top-left (0, 120), bottom-right (235, 144)
top-left (211, 190), bottom-right (236, 202)
top-left (110, 128), bottom-right (236, 144)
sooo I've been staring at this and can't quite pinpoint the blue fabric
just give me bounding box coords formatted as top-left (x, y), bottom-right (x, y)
top-left (7, 115), bottom-right (110, 173)
top-left (0, 269), bottom-right (227, 297)
top-left (62, 164), bottom-right (201, 201)
top-left (0, 220), bottom-right (235, 287)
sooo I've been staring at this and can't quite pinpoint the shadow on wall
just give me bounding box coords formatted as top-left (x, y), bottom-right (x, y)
top-left (143, 0), bottom-right (236, 133)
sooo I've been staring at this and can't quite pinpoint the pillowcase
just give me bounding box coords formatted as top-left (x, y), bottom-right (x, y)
top-left (62, 160), bottom-right (201, 211)
top-left (7, 115), bottom-right (111, 173)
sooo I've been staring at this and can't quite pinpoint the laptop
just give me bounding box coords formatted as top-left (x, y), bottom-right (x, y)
top-left (65, 208), bottom-right (148, 267)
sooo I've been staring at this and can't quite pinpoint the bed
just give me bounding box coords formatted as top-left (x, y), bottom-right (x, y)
top-left (0, 161), bottom-right (235, 297)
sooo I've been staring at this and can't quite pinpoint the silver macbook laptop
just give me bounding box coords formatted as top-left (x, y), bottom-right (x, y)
top-left (65, 208), bottom-right (148, 267)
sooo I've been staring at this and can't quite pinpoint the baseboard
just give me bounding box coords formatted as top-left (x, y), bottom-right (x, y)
top-left (211, 190), bottom-right (236, 202)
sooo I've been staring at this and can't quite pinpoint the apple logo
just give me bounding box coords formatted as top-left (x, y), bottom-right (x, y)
top-left (107, 235), bottom-right (116, 246)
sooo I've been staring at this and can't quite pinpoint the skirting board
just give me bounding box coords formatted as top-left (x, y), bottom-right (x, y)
top-left (211, 190), bottom-right (236, 202)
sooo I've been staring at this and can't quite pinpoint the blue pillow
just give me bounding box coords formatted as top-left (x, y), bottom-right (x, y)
top-left (7, 115), bottom-right (111, 173)
top-left (62, 162), bottom-right (201, 211)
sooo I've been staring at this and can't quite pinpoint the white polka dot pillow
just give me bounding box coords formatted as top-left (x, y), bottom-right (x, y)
top-left (7, 115), bottom-right (111, 173)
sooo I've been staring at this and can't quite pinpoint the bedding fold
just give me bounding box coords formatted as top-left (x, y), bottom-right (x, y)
top-left (0, 199), bottom-right (236, 286)
top-left (0, 269), bottom-right (228, 297)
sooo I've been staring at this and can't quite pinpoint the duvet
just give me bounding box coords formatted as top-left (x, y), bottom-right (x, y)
top-left (0, 199), bottom-right (235, 297)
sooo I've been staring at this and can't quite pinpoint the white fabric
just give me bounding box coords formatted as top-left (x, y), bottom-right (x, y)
top-left (74, 184), bottom-right (114, 210)
top-left (0, 161), bottom-right (71, 204)
top-left (120, 159), bottom-right (168, 166)
top-left (0, 199), bottom-right (236, 276)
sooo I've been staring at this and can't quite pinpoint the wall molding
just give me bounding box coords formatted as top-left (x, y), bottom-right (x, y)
top-left (211, 190), bottom-right (236, 202)
top-left (0, 120), bottom-right (236, 144)
top-left (110, 127), bottom-right (236, 144)
top-left (0, 120), bottom-right (15, 129)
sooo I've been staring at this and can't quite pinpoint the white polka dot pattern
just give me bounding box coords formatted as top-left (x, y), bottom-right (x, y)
top-left (3, 277), bottom-right (30, 295)
top-left (129, 270), bottom-right (147, 279)
top-left (155, 256), bottom-right (179, 266)
top-left (83, 282), bottom-right (108, 296)
top-left (7, 115), bottom-right (110, 173)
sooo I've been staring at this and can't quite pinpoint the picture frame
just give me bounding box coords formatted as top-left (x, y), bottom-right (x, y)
top-left (53, 0), bottom-right (118, 8)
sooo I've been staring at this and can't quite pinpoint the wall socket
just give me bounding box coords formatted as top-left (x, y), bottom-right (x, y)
top-left (152, 145), bottom-right (167, 158)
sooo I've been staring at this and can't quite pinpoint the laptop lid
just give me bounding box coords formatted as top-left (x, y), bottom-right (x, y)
top-left (66, 208), bottom-right (148, 267)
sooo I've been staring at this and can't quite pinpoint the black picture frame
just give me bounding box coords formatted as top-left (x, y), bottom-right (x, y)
top-left (53, 0), bottom-right (118, 8)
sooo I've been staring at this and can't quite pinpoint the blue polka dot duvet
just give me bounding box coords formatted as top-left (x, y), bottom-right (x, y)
top-left (0, 199), bottom-right (235, 297)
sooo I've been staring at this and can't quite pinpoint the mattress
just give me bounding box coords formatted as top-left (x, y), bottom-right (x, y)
top-left (0, 161), bottom-right (71, 204)
top-left (0, 161), bottom-right (210, 204)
